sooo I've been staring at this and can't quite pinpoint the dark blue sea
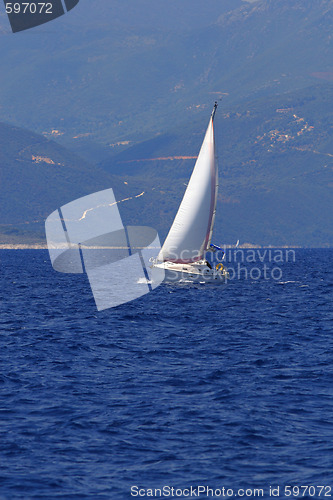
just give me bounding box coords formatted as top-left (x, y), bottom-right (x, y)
top-left (0, 249), bottom-right (332, 500)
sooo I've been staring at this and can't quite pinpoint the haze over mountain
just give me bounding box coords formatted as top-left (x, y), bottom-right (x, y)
top-left (0, 0), bottom-right (332, 246)
top-left (0, 0), bottom-right (332, 144)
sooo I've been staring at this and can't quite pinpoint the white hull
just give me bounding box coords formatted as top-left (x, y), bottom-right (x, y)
top-left (154, 260), bottom-right (228, 283)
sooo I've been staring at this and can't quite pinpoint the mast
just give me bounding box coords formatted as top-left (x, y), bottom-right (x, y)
top-left (205, 102), bottom-right (219, 251)
top-left (211, 101), bottom-right (218, 121)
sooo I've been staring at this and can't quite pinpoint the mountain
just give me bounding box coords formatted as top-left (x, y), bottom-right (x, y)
top-left (63, 0), bottom-right (244, 31)
top-left (0, 0), bottom-right (245, 152)
top-left (0, 0), bottom-right (332, 246)
top-left (99, 84), bottom-right (333, 247)
top-left (0, 122), bottom-right (174, 245)
top-left (0, 123), bottom-right (117, 242)
top-left (0, 0), bottom-right (332, 150)
top-left (1, 90), bottom-right (331, 246)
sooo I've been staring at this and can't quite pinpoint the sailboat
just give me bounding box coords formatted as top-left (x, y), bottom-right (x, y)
top-left (153, 103), bottom-right (229, 282)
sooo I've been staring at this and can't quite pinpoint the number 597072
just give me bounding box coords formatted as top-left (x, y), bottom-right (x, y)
top-left (5, 3), bottom-right (53, 14)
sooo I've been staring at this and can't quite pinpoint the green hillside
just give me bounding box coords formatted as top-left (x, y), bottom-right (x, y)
top-left (0, 123), bottom-right (117, 242)
top-left (0, 0), bottom-right (332, 246)
top-left (100, 85), bottom-right (333, 247)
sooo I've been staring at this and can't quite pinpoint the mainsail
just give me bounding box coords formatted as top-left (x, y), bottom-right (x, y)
top-left (158, 104), bottom-right (218, 264)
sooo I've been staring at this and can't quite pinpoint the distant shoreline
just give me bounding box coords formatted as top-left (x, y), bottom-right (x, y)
top-left (1, 244), bottom-right (329, 250)
top-left (0, 244), bottom-right (48, 249)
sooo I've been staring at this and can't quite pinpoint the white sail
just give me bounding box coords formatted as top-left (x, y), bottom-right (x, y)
top-left (158, 106), bottom-right (218, 264)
